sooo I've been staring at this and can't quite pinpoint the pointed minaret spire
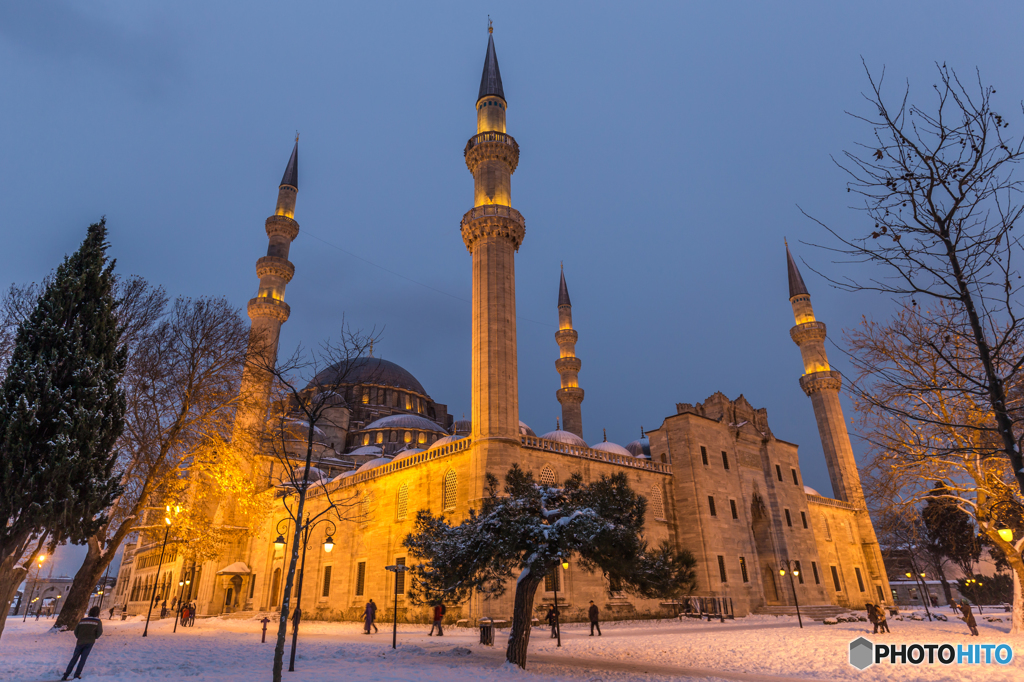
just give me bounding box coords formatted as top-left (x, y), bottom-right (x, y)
top-left (558, 263), bottom-right (571, 307)
top-left (478, 25), bottom-right (505, 103)
top-left (555, 265), bottom-right (584, 438)
top-left (280, 134), bottom-right (299, 189)
top-left (786, 240), bottom-right (809, 299)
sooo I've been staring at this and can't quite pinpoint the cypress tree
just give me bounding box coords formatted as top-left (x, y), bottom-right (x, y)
top-left (0, 220), bottom-right (126, 634)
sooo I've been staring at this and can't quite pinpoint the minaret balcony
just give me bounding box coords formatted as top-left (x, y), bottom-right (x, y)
top-left (799, 369), bottom-right (842, 396)
top-left (556, 386), bottom-right (584, 404)
top-left (790, 321), bottom-right (827, 346)
top-left (265, 214), bottom-right (299, 242)
top-left (555, 329), bottom-right (578, 345)
top-left (465, 131), bottom-right (519, 174)
top-left (461, 205), bottom-right (525, 251)
top-left (255, 256), bottom-right (295, 283)
top-left (247, 296), bottom-right (291, 324)
top-left (555, 357), bottom-right (581, 374)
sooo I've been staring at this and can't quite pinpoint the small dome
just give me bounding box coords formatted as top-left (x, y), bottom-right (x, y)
top-left (803, 485), bottom-right (822, 497)
top-left (453, 419), bottom-right (472, 435)
top-left (519, 421), bottom-right (536, 437)
top-left (364, 414), bottom-right (447, 433)
top-left (592, 441), bottom-right (631, 457)
top-left (355, 457), bottom-right (391, 473)
top-left (332, 470), bottom-right (358, 482)
top-left (283, 419), bottom-right (328, 442)
top-left (348, 445), bottom-right (383, 457)
top-left (540, 430), bottom-right (587, 447)
top-left (625, 436), bottom-right (651, 459)
top-left (280, 466), bottom-right (325, 486)
top-left (428, 433), bottom-right (468, 450)
top-left (392, 448), bottom-right (425, 462)
top-left (319, 391), bottom-right (347, 407)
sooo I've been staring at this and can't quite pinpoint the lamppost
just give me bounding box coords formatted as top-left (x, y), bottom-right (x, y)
top-left (275, 515), bottom-right (336, 672)
top-left (778, 561), bottom-right (803, 629)
top-left (552, 556), bottom-right (569, 647)
top-left (905, 569), bottom-right (933, 620)
top-left (96, 560), bottom-right (113, 613)
top-left (22, 554), bottom-right (45, 622)
top-left (963, 577), bottom-right (984, 614)
top-left (384, 563), bottom-right (409, 650)
top-left (143, 505), bottom-right (180, 637)
top-left (173, 571), bottom-right (192, 633)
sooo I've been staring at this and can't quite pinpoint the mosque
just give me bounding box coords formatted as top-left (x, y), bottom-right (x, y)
top-left (113, 30), bottom-right (890, 622)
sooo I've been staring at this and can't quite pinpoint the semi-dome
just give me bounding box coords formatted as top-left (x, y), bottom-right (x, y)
top-left (428, 433), bottom-right (468, 450)
top-left (348, 445), bottom-right (383, 457)
top-left (365, 414), bottom-right (447, 433)
top-left (355, 457), bottom-right (391, 473)
top-left (519, 421), bottom-right (536, 437)
top-left (540, 429), bottom-right (587, 447)
top-left (308, 357), bottom-right (427, 396)
top-left (625, 434), bottom-right (651, 459)
top-left (592, 440), bottom-right (631, 457)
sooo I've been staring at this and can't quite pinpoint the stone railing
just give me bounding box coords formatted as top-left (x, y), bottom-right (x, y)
top-left (308, 437), bottom-right (474, 499)
top-left (805, 493), bottom-right (860, 512)
top-left (464, 131), bottom-right (518, 155)
top-left (520, 436), bottom-right (672, 474)
top-left (461, 204), bottom-right (524, 225)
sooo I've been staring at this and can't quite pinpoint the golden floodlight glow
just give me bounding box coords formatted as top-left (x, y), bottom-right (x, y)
top-left (998, 528), bottom-right (1014, 542)
top-left (324, 536), bottom-right (335, 553)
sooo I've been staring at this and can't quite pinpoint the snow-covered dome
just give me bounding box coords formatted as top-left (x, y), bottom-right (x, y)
top-left (803, 485), bottom-right (822, 497)
top-left (625, 433), bottom-right (651, 459)
top-left (355, 457), bottom-right (391, 473)
top-left (592, 440), bottom-right (632, 457)
top-left (280, 466), bottom-right (326, 486)
top-left (519, 421), bottom-right (536, 437)
top-left (392, 448), bottom-right (425, 462)
top-left (283, 419), bottom-right (328, 442)
top-left (540, 429), bottom-right (587, 447)
top-left (348, 445), bottom-right (383, 457)
top-left (332, 470), bottom-right (358, 482)
top-left (428, 433), bottom-right (468, 450)
top-left (364, 414), bottom-right (447, 433)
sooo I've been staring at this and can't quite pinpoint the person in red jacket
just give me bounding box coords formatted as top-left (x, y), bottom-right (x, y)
top-left (62, 607), bottom-right (103, 680)
top-left (428, 602), bottom-right (445, 636)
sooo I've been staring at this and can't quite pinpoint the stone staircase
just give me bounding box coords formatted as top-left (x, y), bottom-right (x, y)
top-left (753, 605), bottom-right (850, 621)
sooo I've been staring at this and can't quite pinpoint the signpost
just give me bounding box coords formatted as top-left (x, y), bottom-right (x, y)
top-left (384, 564), bottom-right (409, 650)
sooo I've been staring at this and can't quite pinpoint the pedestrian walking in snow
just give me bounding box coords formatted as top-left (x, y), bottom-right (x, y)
top-left (428, 602), bottom-right (445, 636)
top-left (161, 600), bottom-right (167, 618)
top-left (61, 606), bottom-right (103, 680)
top-left (107, 607), bottom-right (114, 620)
top-left (950, 601), bottom-right (959, 615)
top-left (958, 601), bottom-right (979, 636)
top-left (546, 606), bottom-right (559, 639)
top-left (363, 599), bottom-right (378, 634)
top-left (588, 601), bottom-right (601, 636)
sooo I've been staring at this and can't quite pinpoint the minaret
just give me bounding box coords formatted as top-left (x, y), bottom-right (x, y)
top-left (234, 139), bottom-right (300, 438)
top-left (462, 27), bottom-right (523, 452)
top-left (555, 266), bottom-right (584, 437)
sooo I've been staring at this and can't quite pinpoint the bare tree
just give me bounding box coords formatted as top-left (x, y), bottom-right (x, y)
top-left (251, 320), bottom-right (380, 682)
top-left (806, 62), bottom-right (1024, 497)
top-left (851, 303), bottom-right (1024, 632)
top-left (52, 293), bottom-right (251, 630)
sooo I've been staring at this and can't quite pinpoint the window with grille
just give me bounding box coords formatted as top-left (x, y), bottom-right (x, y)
top-left (830, 565), bottom-right (842, 591)
top-left (801, 511), bottom-right (808, 529)
top-left (730, 499), bottom-right (738, 519)
top-left (539, 465), bottom-right (556, 486)
top-left (700, 446), bottom-right (708, 465)
top-left (811, 561), bottom-right (820, 584)
top-left (396, 484), bottom-right (409, 521)
top-left (395, 557), bottom-right (406, 594)
top-left (854, 567), bottom-right (865, 592)
top-left (708, 496), bottom-right (717, 517)
top-left (717, 555), bottom-right (727, 582)
top-left (355, 562), bottom-right (366, 596)
top-left (649, 485), bottom-right (665, 520)
top-left (442, 470), bottom-right (457, 511)
top-left (322, 566), bottom-right (332, 598)
top-left (791, 468), bottom-right (799, 485)
top-left (739, 557), bottom-right (749, 583)
top-left (785, 509), bottom-right (792, 527)
top-left (794, 560), bottom-right (804, 584)
top-left (721, 451), bottom-right (729, 469)
top-left (775, 464), bottom-right (783, 482)
top-left (822, 515), bottom-right (832, 541)
top-left (544, 569), bottom-right (561, 592)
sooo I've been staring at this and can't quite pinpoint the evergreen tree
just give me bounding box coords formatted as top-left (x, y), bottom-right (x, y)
top-left (404, 465), bottom-right (692, 669)
top-left (0, 221), bottom-right (126, 637)
top-left (921, 482), bottom-right (981, 581)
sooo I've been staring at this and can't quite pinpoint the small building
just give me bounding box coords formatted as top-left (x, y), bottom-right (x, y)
top-left (889, 580), bottom-right (962, 607)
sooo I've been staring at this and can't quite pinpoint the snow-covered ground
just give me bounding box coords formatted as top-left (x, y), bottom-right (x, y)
top-left (1, 607), bottom-right (1019, 682)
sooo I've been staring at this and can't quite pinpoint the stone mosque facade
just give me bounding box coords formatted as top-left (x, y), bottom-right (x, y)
top-left (113, 31), bottom-right (890, 622)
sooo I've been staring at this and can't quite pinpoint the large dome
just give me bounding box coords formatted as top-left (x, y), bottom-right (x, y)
top-left (365, 414), bottom-right (447, 433)
top-left (308, 357), bottom-right (427, 396)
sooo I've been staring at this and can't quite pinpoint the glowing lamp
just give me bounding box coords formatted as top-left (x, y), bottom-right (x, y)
top-left (274, 534), bottom-right (286, 550)
top-left (905, 572), bottom-right (912, 578)
top-left (793, 570), bottom-right (799, 576)
top-left (779, 569), bottom-right (786, 576)
top-left (919, 573), bottom-right (926, 578)
top-left (179, 581), bottom-right (184, 587)
top-left (56, 594), bottom-right (61, 599)
top-left (998, 528), bottom-right (1014, 543)
top-left (324, 536), bottom-right (335, 553)
top-left (561, 559), bottom-right (569, 570)
top-left (185, 580), bottom-right (191, 586)
top-left (165, 517), bottom-right (171, 525)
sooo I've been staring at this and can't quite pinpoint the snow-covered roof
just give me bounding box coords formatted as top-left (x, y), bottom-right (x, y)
top-left (392, 448), bottom-right (425, 462)
top-left (540, 429), bottom-right (587, 447)
top-left (216, 562), bottom-right (251, 575)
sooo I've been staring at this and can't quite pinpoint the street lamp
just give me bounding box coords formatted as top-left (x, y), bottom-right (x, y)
top-left (905, 568), bottom-right (932, 621)
top-left (998, 528), bottom-right (1014, 543)
top-left (22, 554), bottom-right (45, 622)
top-left (552, 557), bottom-right (566, 647)
top-left (280, 515), bottom-right (337, 672)
top-left (144, 504), bottom-right (181, 637)
top-left (779, 561), bottom-right (802, 629)
top-left (384, 563), bottom-right (409, 650)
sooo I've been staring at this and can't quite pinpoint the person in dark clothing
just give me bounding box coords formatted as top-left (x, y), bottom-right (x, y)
top-left (950, 600), bottom-right (959, 615)
top-left (107, 607), bottom-right (114, 620)
top-left (546, 606), bottom-right (559, 639)
top-left (958, 601), bottom-right (979, 636)
top-left (588, 601), bottom-right (601, 636)
top-left (188, 602), bottom-right (196, 626)
top-left (363, 599), bottom-right (378, 634)
top-left (428, 603), bottom-right (445, 636)
top-left (62, 606), bottom-right (103, 680)
top-left (160, 600), bottom-right (167, 618)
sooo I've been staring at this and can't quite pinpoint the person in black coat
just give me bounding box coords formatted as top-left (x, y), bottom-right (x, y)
top-left (958, 601), bottom-right (979, 636)
top-left (62, 607), bottom-right (103, 680)
top-left (546, 606), bottom-right (559, 639)
top-left (588, 601), bottom-right (601, 636)
top-left (363, 599), bottom-right (378, 634)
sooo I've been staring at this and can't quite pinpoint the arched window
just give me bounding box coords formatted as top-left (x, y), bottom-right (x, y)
top-left (363, 433), bottom-right (370, 446)
top-left (539, 465), bottom-right (556, 486)
top-left (418, 432), bottom-right (426, 444)
top-left (397, 483), bottom-right (409, 521)
top-left (442, 470), bottom-right (457, 511)
top-left (404, 431), bottom-right (412, 443)
top-left (375, 432), bottom-right (384, 444)
top-left (649, 484), bottom-right (666, 520)
top-left (821, 514), bottom-right (832, 541)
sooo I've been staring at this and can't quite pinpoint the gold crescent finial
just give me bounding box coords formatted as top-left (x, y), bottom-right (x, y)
top-left (295, 131), bottom-right (300, 143)
top-left (488, 16), bottom-right (493, 33)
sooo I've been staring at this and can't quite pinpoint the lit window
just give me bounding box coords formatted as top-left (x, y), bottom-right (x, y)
top-left (404, 431), bottom-right (412, 443)
top-left (375, 432), bottom-right (384, 444)
top-left (539, 465), bottom-right (556, 486)
top-left (362, 434), bottom-right (370, 446)
top-left (397, 484), bottom-right (409, 521)
top-left (649, 485), bottom-right (665, 520)
top-left (739, 557), bottom-right (749, 583)
top-left (442, 470), bottom-right (457, 511)
top-left (418, 432), bottom-right (426, 444)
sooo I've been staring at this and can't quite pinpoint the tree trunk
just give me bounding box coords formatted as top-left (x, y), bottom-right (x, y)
top-left (505, 571), bottom-right (543, 669)
top-left (938, 574), bottom-right (952, 606)
top-left (0, 561), bottom-right (28, 640)
top-left (1008, 540), bottom-right (1024, 635)
top-left (53, 537), bottom-right (110, 631)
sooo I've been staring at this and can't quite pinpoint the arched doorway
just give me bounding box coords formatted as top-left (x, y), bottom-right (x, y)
top-left (270, 568), bottom-right (282, 608)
